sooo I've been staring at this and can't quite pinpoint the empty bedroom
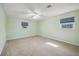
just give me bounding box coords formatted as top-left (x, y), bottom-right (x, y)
top-left (0, 3), bottom-right (79, 56)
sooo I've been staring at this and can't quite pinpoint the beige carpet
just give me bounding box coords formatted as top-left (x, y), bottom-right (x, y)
top-left (1, 36), bottom-right (79, 56)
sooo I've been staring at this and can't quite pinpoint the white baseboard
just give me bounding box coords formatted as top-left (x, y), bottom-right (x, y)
top-left (7, 34), bottom-right (37, 40)
top-left (6, 33), bottom-right (79, 46)
top-left (39, 33), bottom-right (79, 46)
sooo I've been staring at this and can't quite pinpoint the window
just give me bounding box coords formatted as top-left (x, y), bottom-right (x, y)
top-left (62, 24), bottom-right (73, 28)
top-left (60, 17), bottom-right (75, 28)
top-left (21, 22), bottom-right (28, 28)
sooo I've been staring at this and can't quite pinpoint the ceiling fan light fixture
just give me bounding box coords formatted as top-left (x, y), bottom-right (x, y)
top-left (47, 5), bottom-right (52, 8)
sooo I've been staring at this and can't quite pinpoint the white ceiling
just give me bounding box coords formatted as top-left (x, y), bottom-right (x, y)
top-left (2, 3), bottom-right (79, 20)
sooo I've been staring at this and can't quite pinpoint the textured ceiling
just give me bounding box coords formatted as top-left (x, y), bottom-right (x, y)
top-left (2, 3), bottom-right (79, 20)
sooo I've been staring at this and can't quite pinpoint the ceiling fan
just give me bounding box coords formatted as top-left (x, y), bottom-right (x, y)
top-left (25, 8), bottom-right (42, 19)
top-left (25, 4), bottom-right (52, 19)
top-left (10, 4), bottom-right (53, 20)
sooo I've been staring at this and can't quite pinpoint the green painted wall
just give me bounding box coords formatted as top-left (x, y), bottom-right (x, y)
top-left (0, 5), bottom-right (6, 54)
top-left (39, 9), bottom-right (79, 46)
top-left (6, 17), bottom-right (37, 40)
top-left (6, 9), bottom-right (79, 46)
